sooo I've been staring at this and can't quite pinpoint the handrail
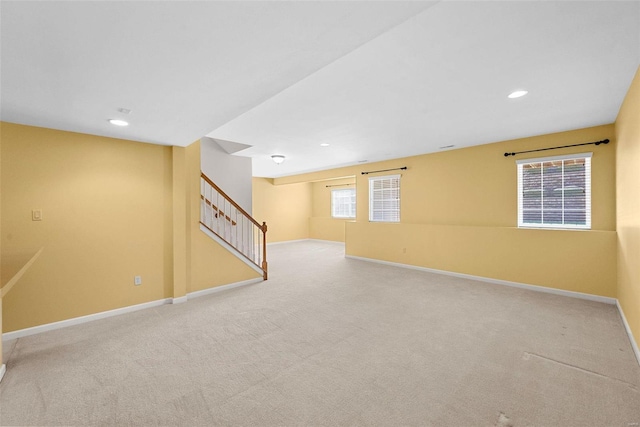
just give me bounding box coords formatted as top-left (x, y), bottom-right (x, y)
top-left (201, 173), bottom-right (262, 229)
top-left (200, 172), bottom-right (268, 280)
top-left (200, 195), bottom-right (237, 225)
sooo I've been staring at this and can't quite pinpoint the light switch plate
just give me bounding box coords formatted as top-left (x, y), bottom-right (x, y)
top-left (32, 209), bottom-right (42, 221)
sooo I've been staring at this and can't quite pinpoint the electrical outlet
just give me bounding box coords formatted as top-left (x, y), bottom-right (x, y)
top-left (134, 276), bottom-right (142, 286)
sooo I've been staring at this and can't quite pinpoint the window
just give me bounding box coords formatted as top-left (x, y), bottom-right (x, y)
top-left (331, 188), bottom-right (356, 218)
top-left (517, 153), bottom-right (591, 229)
top-left (369, 174), bottom-right (400, 222)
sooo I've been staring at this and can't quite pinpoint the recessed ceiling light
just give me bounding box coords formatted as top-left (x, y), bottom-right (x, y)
top-left (108, 119), bottom-right (129, 126)
top-left (508, 90), bottom-right (528, 99)
top-left (439, 145), bottom-right (455, 149)
top-left (358, 160), bottom-right (368, 163)
top-left (320, 143), bottom-right (330, 147)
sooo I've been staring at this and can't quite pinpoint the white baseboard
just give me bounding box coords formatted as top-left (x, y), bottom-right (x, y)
top-left (347, 254), bottom-right (639, 367)
top-left (345, 255), bottom-right (617, 305)
top-left (0, 364), bottom-right (6, 383)
top-left (308, 239), bottom-right (345, 245)
top-left (171, 296), bottom-right (188, 304)
top-left (267, 239), bottom-right (309, 246)
top-left (268, 238), bottom-right (345, 246)
top-left (2, 298), bottom-right (172, 342)
top-left (1, 277), bottom-right (265, 343)
top-left (187, 277), bottom-right (263, 300)
top-left (616, 300), bottom-right (640, 367)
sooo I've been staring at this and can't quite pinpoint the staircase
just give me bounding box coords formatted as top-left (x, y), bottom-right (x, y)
top-left (200, 172), bottom-right (268, 280)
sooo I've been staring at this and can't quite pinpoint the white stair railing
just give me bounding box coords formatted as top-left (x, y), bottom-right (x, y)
top-left (200, 172), bottom-right (267, 280)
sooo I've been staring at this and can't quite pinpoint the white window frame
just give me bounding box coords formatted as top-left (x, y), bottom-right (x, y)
top-left (331, 188), bottom-right (356, 219)
top-left (368, 174), bottom-right (400, 223)
top-left (517, 152), bottom-right (592, 230)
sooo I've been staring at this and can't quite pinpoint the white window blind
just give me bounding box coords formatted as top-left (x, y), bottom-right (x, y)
top-left (369, 174), bottom-right (400, 222)
top-left (517, 152), bottom-right (592, 229)
top-left (331, 188), bottom-right (356, 218)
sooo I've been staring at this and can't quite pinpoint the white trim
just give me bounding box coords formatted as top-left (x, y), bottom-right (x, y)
top-left (616, 300), bottom-right (640, 367)
top-left (515, 151), bottom-right (593, 165)
top-left (1, 276), bottom-right (266, 343)
top-left (0, 364), bottom-right (5, 383)
top-left (199, 224), bottom-right (264, 276)
top-left (369, 174), bottom-right (401, 223)
top-left (267, 239), bottom-right (309, 246)
top-left (269, 239), bottom-right (345, 246)
top-left (2, 298), bottom-right (172, 342)
top-left (331, 187), bottom-right (356, 219)
top-left (517, 153), bottom-right (592, 230)
top-left (307, 239), bottom-right (345, 245)
top-left (517, 225), bottom-right (592, 231)
top-left (187, 277), bottom-right (263, 300)
top-left (345, 255), bottom-right (616, 305)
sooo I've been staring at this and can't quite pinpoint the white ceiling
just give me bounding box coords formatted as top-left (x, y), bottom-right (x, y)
top-left (2, 1), bottom-right (639, 178)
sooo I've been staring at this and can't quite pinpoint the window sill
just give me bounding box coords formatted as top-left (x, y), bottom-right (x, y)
top-left (518, 225), bottom-right (591, 231)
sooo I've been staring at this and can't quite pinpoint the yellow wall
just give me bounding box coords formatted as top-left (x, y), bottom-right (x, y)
top-left (252, 178), bottom-right (312, 243)
top-left (309, 177), bottom-right (356, 242)
top-left (276, 124), bottom-right (617, 297)
top-left (616, 67), bottom-right (640, 346)
top-left (172, 146), bottom-right (188, 299)
top-left (1, 123), bottom-right (172, 331)
top-left (276, 126), bottom-right (615, 230)
top-left (252, 176), bottom-right (354, 243)
top-left (347, 223), bottom-right (616, 296)
top-left (1, 123), bottom-right (258, 333)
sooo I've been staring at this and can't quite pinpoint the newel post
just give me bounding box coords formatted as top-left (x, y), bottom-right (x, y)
top-left (261, 222), bottom-right (268, 280)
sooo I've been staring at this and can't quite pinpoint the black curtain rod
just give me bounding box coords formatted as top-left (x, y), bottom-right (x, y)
top-left (504, 139), bottom-right (609, 157)
top-left (325, 183), bottom-right (355, 188)
top-left (361, 166), bottom-right (407, 175)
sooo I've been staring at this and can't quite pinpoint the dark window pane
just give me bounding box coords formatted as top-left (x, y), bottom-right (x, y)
top-left (522, 165), bottom-right (541, 193)
top-left (542, 210), bottom-right (563, 224)
top-left (564, 193), bottom-right (586, 210)
top-left (522, 210), bottom-right (542, 224)
top-left (564, 210), bottom-right (586, 225)
top-left (544, 195), bottom-right (562, 210)
top-left (523, 196), bottom-right (541, 209)
top-left (519, 157), bottom-right (589, 228)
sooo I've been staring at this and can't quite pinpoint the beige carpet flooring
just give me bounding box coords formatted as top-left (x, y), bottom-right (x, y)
top-left (1, 240), bottom-right (639, 426)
